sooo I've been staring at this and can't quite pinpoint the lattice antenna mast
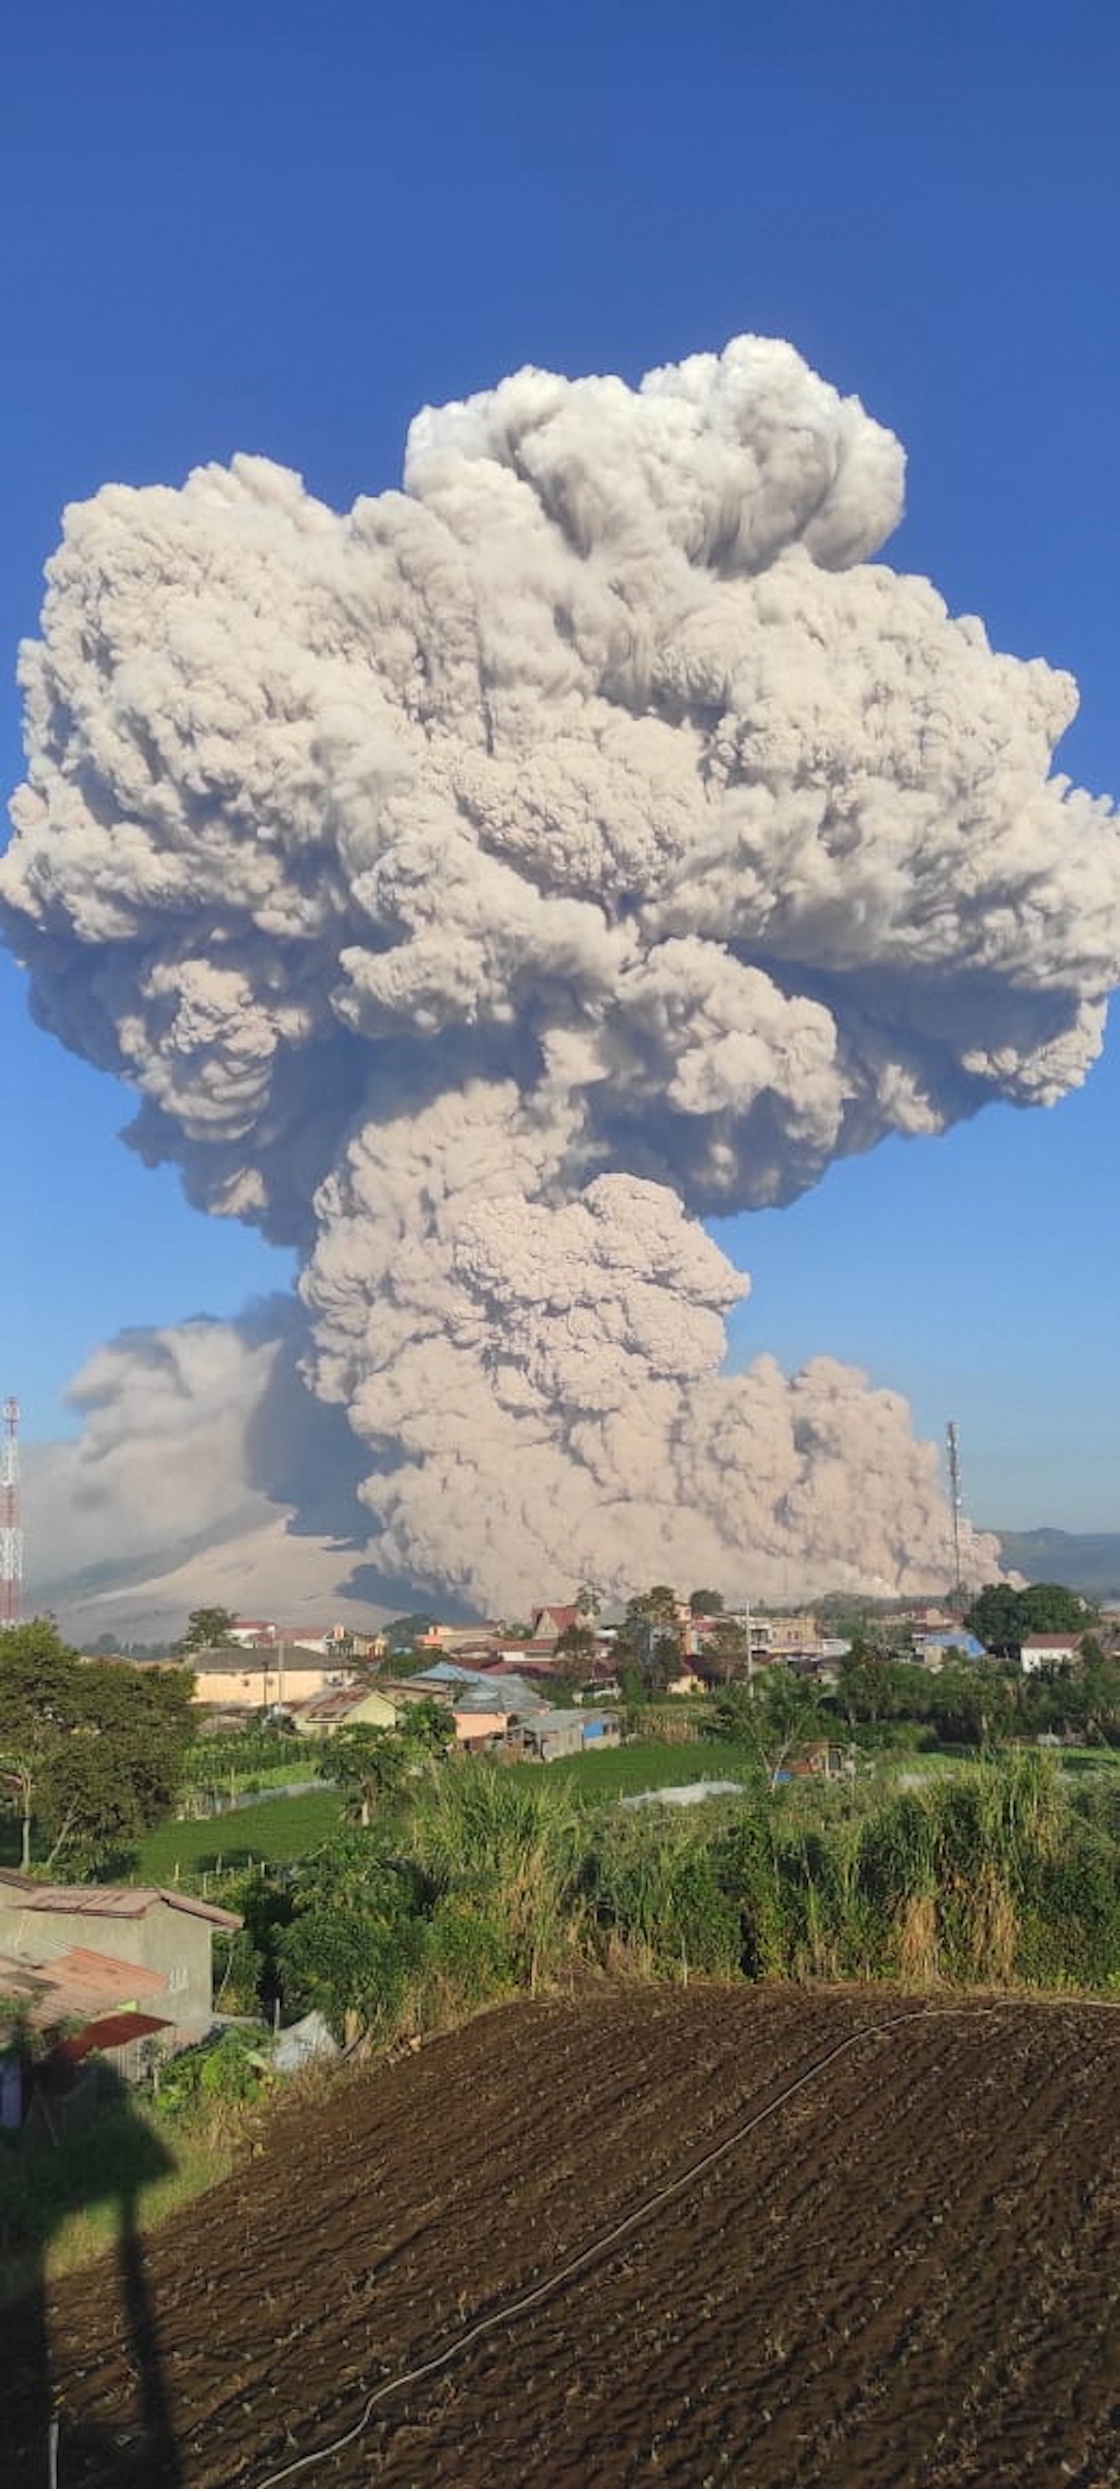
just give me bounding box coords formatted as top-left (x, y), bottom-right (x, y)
top-left (946, 1419), bottom-right (964, 1608)
top-left (1, 1398), bottom-right (23, 1629)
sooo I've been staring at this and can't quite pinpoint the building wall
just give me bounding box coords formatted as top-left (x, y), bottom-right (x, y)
top-left (293, 1687), bottom-right (401, 1736)
top-left (1020, 1640), bottom-right (1080, 1674)
top-left (450, 1708), bottom-right (509, 1746)
top-left (0, 1899), bottom-right (217, 2044)
top-left (191, 1662), bottom-right (352, 1707)
top-left (760, 1615), bottom-right (821, 1656)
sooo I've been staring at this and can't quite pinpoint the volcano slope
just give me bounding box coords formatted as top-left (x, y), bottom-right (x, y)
top-left (5, 1986), bottom-right (1119, 2488)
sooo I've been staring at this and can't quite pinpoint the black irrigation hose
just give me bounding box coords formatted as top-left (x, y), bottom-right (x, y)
top-left (251, 1994), bottom-right (1120, 2486)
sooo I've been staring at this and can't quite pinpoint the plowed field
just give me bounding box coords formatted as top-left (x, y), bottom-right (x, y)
top-left (5, 1986), bottom-right (1119, 2487)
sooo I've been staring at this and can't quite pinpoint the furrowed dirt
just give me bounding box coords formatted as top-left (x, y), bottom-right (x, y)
top-left (4, 1987), bottom-right (1119, 2487)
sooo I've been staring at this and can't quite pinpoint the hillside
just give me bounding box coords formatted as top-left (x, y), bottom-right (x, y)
top-left (994, 1527), bottom-right (1120, 1600)
top-left (6, 1986), bottom-right (1118, 2486)
top-left (22, 1513), bottom-right (396, 1646)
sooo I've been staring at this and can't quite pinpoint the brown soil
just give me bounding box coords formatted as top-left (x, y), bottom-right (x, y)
top-left (4, 1986), bottom-right (1119, 2487)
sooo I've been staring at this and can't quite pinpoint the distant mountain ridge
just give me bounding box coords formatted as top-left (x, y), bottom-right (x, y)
top-left (994, 1529), bottom-right (1120, 1600)
top-left (26, 1513), bottom-right (1120, 1644)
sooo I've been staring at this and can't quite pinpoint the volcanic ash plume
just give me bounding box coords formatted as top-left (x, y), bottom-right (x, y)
top-left (5, 337), bottom-right (1119, 1606)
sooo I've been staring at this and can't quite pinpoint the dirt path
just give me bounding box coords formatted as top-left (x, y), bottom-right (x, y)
top-left (4, 1986), bottom-right (1119, 2486)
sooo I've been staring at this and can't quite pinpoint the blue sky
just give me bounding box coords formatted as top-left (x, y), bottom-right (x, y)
top-left (2, 0), bottom-right (1118, 1534)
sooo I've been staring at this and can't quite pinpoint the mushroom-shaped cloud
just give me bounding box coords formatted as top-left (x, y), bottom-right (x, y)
top-left (5, 337), bottom-right (1117, 1606)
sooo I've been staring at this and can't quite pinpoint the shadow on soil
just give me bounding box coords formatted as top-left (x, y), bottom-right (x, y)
top-left (1, 2065), bottom-right (183, 2485)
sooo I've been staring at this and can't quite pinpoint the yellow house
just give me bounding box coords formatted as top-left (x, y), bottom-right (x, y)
top-left (189, 1644), bottom-right (358, 1710)
top-left (289, 1682), bottom-right (404, 1736)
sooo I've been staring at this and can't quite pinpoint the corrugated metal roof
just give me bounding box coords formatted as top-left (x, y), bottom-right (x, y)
top-left (0, 1875), bottom-right (150, 1918)
top-left (0, 1942), bottom-right (168, 2032)
top-left (54, 2011), bottom-right (171, 2063)
top-left (0, 1872), bottom-right (240, 1931)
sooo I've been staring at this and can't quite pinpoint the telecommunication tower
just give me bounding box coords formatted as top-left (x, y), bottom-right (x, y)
top-left (945, 1419), bottom-right (964, 1608)
top-left (1, 1398), bottom-right (22, 1629)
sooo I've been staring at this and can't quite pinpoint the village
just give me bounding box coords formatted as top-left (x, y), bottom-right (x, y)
top-left (5, 1574), bottom-right (1109, 2114)
top-left (179, 1588), bottom-right (1012, 1741)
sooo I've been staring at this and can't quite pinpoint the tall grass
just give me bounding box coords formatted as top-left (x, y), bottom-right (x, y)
top-left (407, 1762), bottom-right (588, 2008)
top-left (849, 1750), bottom-right (1083, 1985)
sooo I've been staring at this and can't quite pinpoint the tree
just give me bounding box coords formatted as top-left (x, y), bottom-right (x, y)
top-left (689, 1588), bottom-right (724, 1617)
top-left (622, 1587), bottom-right (682, 1692)
top-left (835, 1648), bottom-right (925, 1729)
top-left (323, 1704), bottom-right (453, 1828)
top-left (64, 1661), bottom-right (196, 1866)
top-left (966, 1581), bottom-right (1095, 1660)
top-left (0, 1619), bottom-right (78, 1869)
top-left (382, 1613), bottom-right (437, 1655)
top-left (323, 1727), bottom-right (414, 1828)
top-left (701, 1617), bottom-right (752, 1683)
top-left (923, 1664), bottom-right (1014, 1750)
top-left (1017, 1583), bottom-right (1097, 1635)
top-left (403, 1697), bottom-right (456, 1759)
top-left (553, 1622), bottom-right (599, 1695)
top-left (277, 1833), bottom-right (431, 2041)
top-left (714, 1669), bottom-right (826, 1787)
top-left (1070, 1647), bottom-right (1120, 1747)
top-left (0, 1623), bottom-right (196, 1870)
top-left (177, 1606), bottom-right (239, 1655)
top-left (574, 1584), bottom-right (601, 1621)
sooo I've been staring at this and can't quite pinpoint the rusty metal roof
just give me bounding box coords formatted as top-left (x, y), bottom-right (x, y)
top-left (54, 2010), bottom-right (172, 2063)
top-left (0, 1871), bottom-right (240, 1931)
top-left (0, 1942), bottom-right (168, 2032)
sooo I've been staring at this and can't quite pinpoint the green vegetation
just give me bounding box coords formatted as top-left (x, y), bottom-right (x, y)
top-left (0, 2028), bottom-right (323, 2304)
top-left (0, 1622), bottom-right (196, 1873)
top-left (175, 1606), bottom-right (240, 1655)
top-left (131, 1786), bottom-right (344, 1882)
top-left (182, 1724), bottom-right (306, 1784)
top-left (524, 1735), bottom-right (751, 1800)
top-left (319, 1701), bottom-right (454, 1827)
top-left (965, 1580), bottom-right (1098, 1658)
top-left (219, 1744), bottom-right (1120, 2050)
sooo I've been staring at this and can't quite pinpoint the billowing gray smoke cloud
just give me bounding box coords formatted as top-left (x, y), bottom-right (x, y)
top-left (5, 337), bottom-right (1118, 1607)
top-left (20, 1304), bottom-right (378, 1625)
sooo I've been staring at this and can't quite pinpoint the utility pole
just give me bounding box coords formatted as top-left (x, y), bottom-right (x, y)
top-left (1, 1399), bottom-right (22, 1630)
top-left (946, 1420), bottom-right (964, 1610)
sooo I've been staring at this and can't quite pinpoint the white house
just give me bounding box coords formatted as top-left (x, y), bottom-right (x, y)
top-left (1019, 1633), bottom-right (1084, 1674)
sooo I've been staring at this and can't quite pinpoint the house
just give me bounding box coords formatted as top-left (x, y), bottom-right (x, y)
top-left (0, 1872), bottom-right (240, 2050)
top-left (913, 1630), bottom-right (986, 1670)
top-left (227, 1620), bottom-right (386, 1662)
top-left (786, 1741), bottom-right (854, 1782)
top-left (0, 1944), bottom-right (173, 2113)
top-left (0, 1957), bottom-right (172, 2130)
top-left (530, 1605), bottom-right (582, 1641)
top-left (756, 1613), bottom-right (823, 1661)
top-left (289, 1681), bottom-right (404, 1737)
top-left (386, 1664), bottom-right (538, 1752)
top-left (414, 1623), bottom-right (505, 1657)
top-left (505, 1708), bottom-right (620, 1763)
top-left (1020, 1633), bottom-right (1085, 1675)
top-left (383, 1665), bottom-right (619, 1761)
top-left (188, 1641), bottom-right (358, 1710)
